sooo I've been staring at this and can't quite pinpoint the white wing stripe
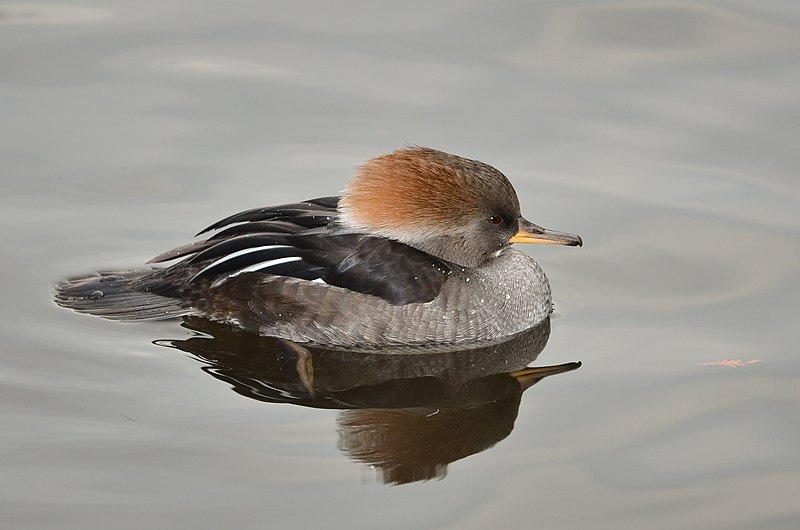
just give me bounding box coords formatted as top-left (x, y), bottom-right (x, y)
top-left (210, 256), bottom-right (304, 288)
top-left (191, 245), bottom-right (292, 280)
top-left (238, 256), bottom-right (302, 274)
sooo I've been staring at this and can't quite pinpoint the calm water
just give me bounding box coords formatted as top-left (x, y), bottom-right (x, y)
top-left (2, 1), bottom-right (799, 528)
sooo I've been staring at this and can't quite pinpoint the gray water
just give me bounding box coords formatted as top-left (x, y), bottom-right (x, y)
top-left (2, 1), bottom-right (799, 528)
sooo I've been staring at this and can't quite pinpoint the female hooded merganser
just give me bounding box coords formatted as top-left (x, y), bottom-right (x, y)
top-left (56, 147), bottom-right (581, 346)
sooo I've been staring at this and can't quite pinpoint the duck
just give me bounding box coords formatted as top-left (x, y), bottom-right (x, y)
top-left (55, 147), bottom-right (582, 347)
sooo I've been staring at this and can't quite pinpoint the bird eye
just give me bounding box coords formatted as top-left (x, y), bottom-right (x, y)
top-left (489, 215), bottom-right (504, 225)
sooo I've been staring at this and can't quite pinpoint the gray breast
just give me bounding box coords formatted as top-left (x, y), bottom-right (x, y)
top-left (383, 249), bottom-right (552, 344)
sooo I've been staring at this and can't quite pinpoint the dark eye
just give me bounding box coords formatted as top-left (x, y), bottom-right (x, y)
top-left (488, 215), bottom-right (504, 225)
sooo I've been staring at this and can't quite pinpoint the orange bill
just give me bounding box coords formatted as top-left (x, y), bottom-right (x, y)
top-left (509, 217), bottom-right (582, 246)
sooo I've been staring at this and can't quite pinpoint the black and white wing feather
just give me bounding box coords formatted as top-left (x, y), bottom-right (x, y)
top-left (175, 197), bottom-right (455, 305)
top-left (58, 196), bottom-right (457, 321)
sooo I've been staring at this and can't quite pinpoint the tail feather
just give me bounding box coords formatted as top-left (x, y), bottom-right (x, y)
top-left (55, 270), bottom-right (190, 321)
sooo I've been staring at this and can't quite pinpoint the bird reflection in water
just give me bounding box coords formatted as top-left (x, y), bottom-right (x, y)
top-left (160, 317), bottom-right (580, 485)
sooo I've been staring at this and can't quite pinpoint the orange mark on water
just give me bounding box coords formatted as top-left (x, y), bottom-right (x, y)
top-left (700, 359), bottom-right (761, 368)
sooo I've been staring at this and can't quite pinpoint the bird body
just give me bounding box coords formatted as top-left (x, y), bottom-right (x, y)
top-left (56, 147), bottom-right (581, 347)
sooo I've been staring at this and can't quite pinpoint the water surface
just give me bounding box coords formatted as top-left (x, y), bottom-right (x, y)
top-left (1, 1), bottom-right (799, 529)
